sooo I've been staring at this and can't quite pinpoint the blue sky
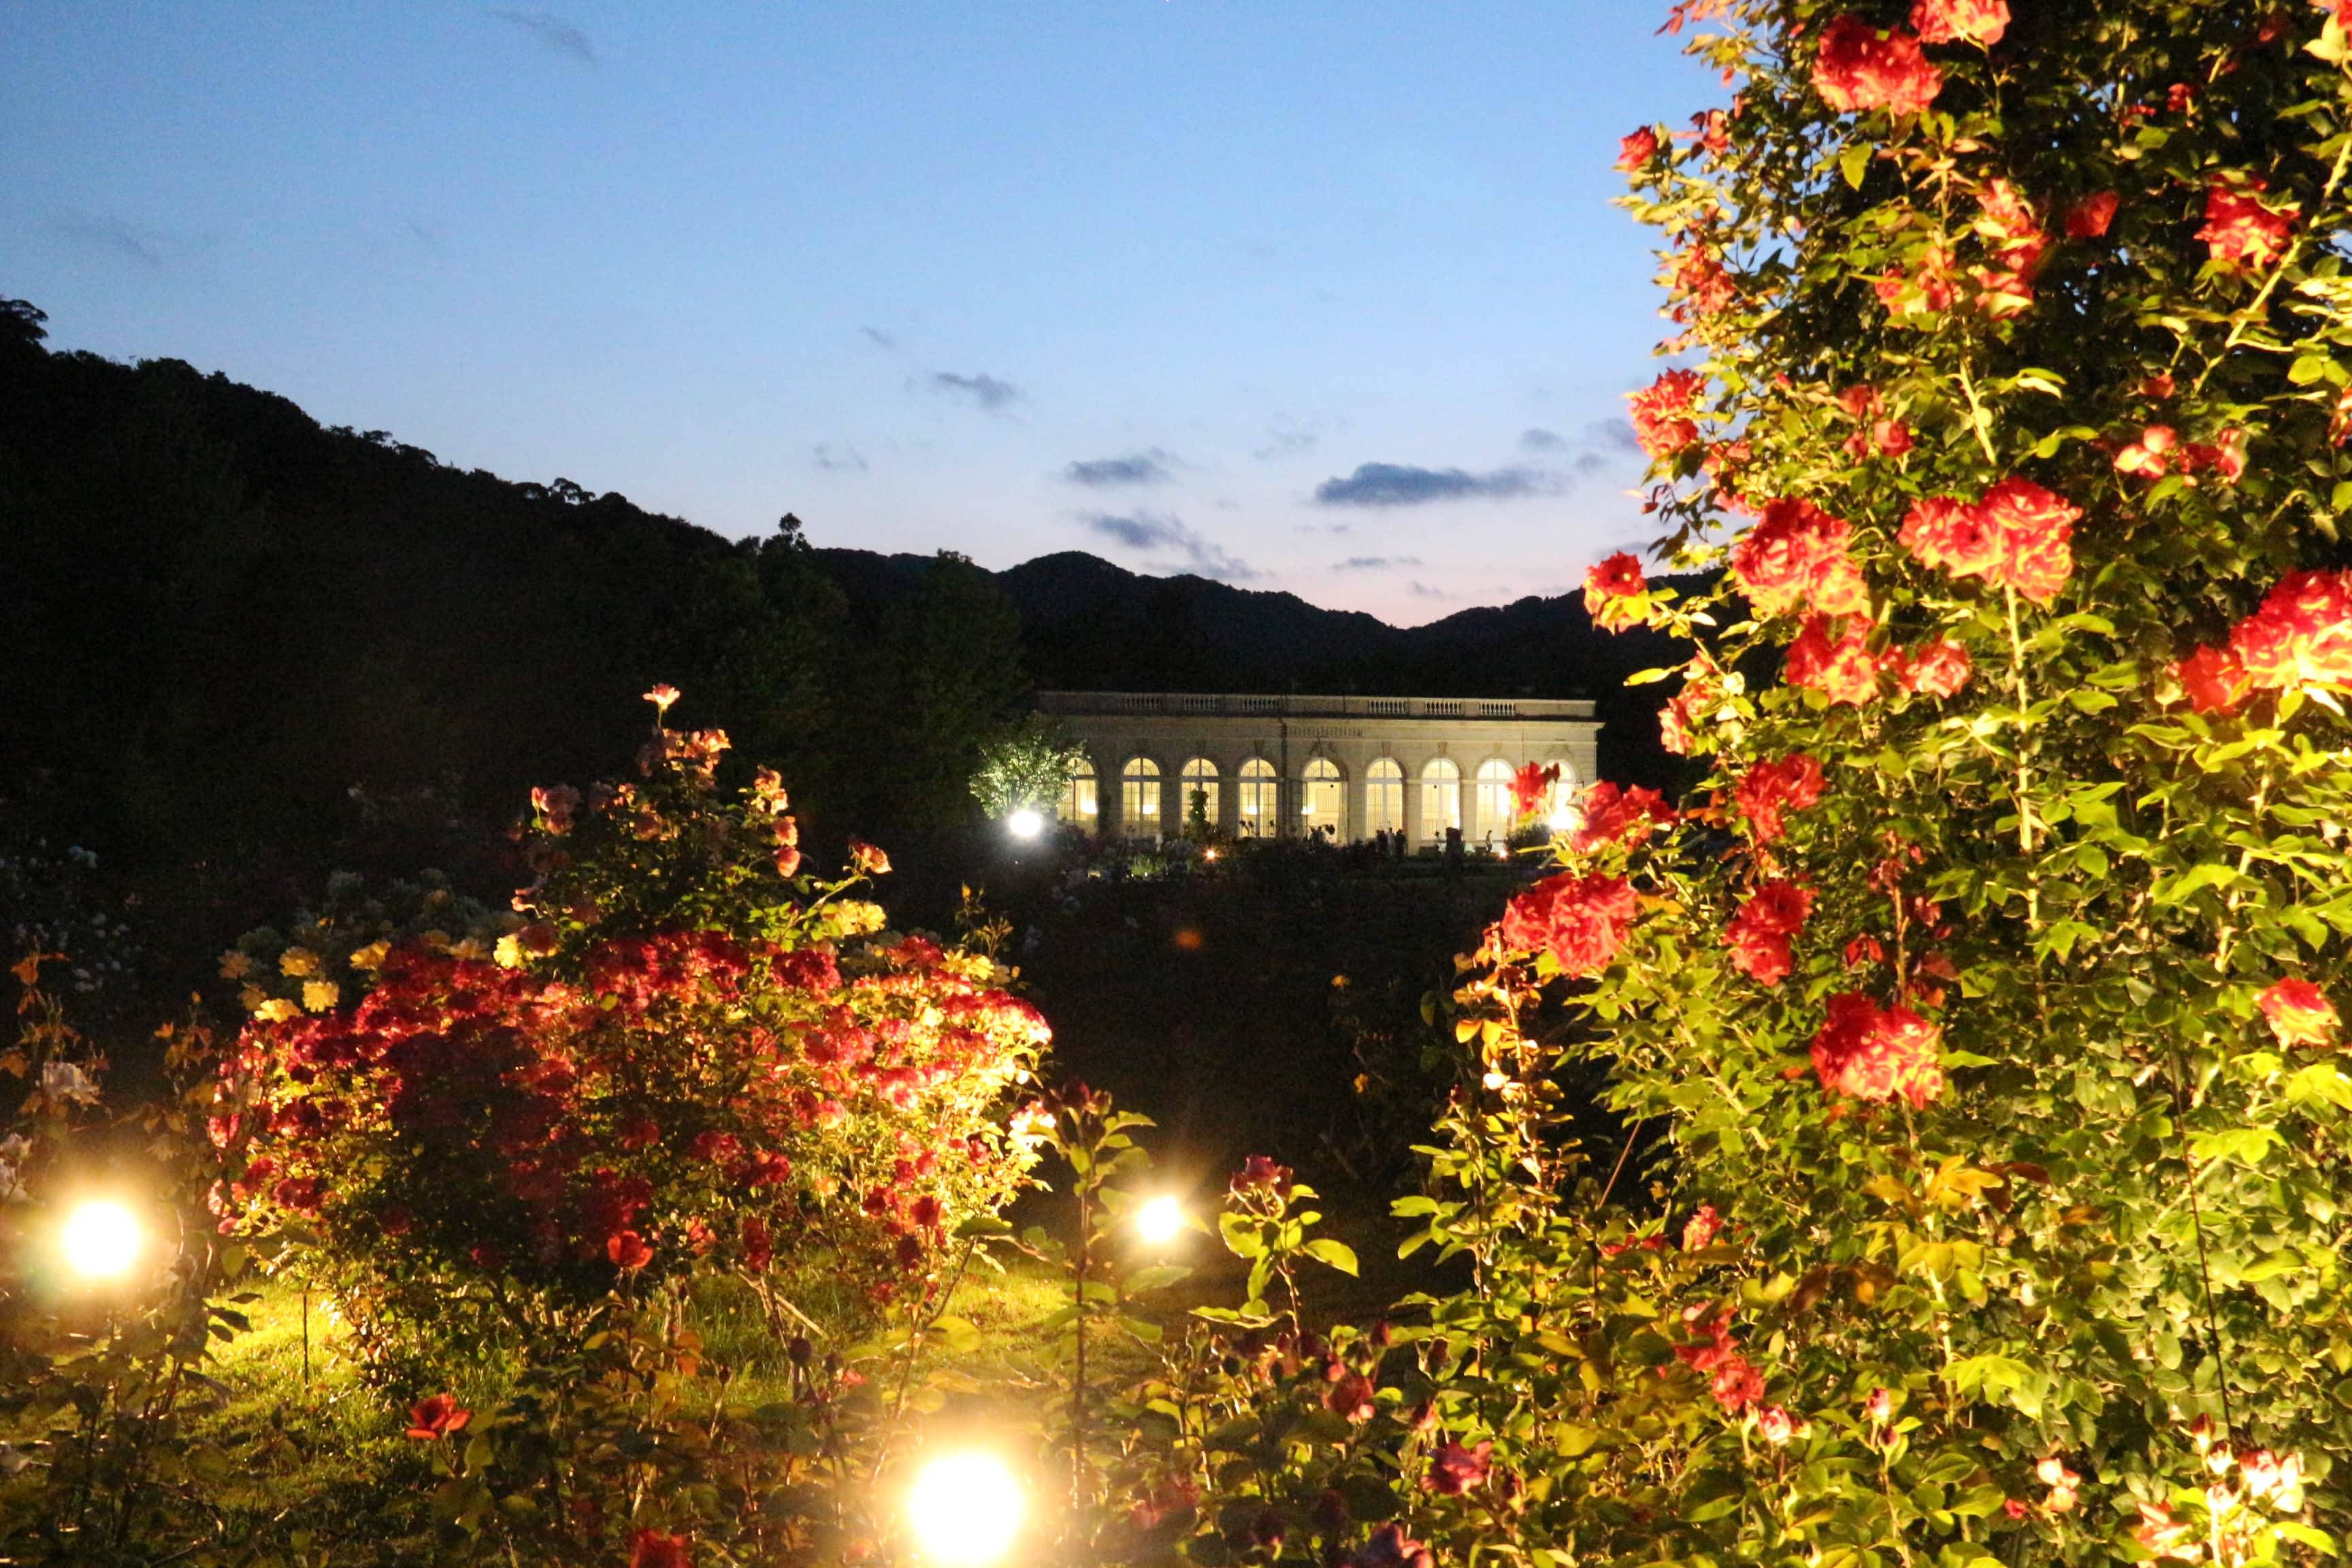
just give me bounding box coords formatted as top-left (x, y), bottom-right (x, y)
top-left (1, 2), bottom-right (1721, 625)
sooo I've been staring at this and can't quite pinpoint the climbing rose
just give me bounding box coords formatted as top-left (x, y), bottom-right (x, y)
top-left (1912, 0), bottom-right (2008, 46)
top-left (607, 1230), bottom-right (654, 1271)
top-left (2258, 979), bottom-right (2340, 1047)
top-left (2228, 570), bottom-right (2352, 692)
top-left (1668, 242), bottom-right (1737, 320)
top-left (1813, 16), bottom-right (1942, 115)
top-left (1758, 1405), bottom-right (1798, 1446)
top-left (1509, 762), bottom-right (1562, 820)
top-left (1784, 615), bottom-right (1883, 706)
top-left (1682, 1203), bottom-right (1724, 1250)
top-left (1893, 638), bottom-right (1973, 698)
top-left (405, 1393), bottom-right (472, 1440)
top-left (1571, 781), bottom-right (1676, 852)
top-left (2171, 644), bottom-right (2247, 715)
top-left (1727, 880), bottom-right (1814, 985)
top-left (1731, 498), bottom-right (1868, 617)
top-left (1628, 369), bottom-right (1707, 459)
top-left (1733, 754), bottom-right (1825, 845)
top-left (2065, 191), bottom-right (2120, 238)
top-left (1899, 495), bottom-right (2004, 579)
top-left (1584, 551), bottom-right (1650, 632)
top-left (2199, 178), bottom-right (2299, 270)
top-left (1426, 1440), bottom-right (1493, 1495)
top-left (630, 1532), bottom-right (692, 1568)
top-left (1616, 125), bottom-right (1661, 173)
top-left (1499, 872), bottom-right (1639, 977)
top-left (1810, 992), bottom-right (1944, 1108)
top-left (2114, 423), bottom-right (2178, 478)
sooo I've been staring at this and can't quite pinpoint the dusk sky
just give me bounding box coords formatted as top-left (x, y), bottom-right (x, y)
top-left (2, 3), bottom-right (1722, 625)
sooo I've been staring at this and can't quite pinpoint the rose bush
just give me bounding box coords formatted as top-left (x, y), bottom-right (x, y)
top-left (214, 689), bottom-right (1049, 1365)
top-left (1098, 3), bottom-right (2352, 1567)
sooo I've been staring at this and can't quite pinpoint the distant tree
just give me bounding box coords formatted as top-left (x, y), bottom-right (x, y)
top-left (0, 298), bottom-right (45, 353)
top-left (970, 717), bottom-right (1084, 819)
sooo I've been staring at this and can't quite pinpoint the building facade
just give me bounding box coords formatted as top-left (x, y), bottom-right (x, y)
top-left (1034, 691), bottom-right (1601, 848)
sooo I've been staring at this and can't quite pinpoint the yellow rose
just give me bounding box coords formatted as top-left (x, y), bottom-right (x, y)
top-left (278, 947), bottom-right (321, 979)
top-left (348, 940), bottom-right (391, 971)
top-left (253, 998), bottom-right (301, 1024)
top-left (301, 981), bottom-right (340, 1013)
top-left (219, 951), bottom-right (255, 980)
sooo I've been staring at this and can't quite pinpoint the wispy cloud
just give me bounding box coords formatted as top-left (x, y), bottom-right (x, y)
top-left (1253, 416), bottom-right (1323, 461)
top-left (1078, 510), bottom-right (1259, 582)
top-left (811, 443), bottom-right (868, 473)
top-left (54, 212), bottom-right (161, 267)
top-left (1408, 581), bottom-right (1455, 600)
top-left (1519, 427), bottom-right (1565, 453)
top-left (1312, 462), bottom-right (1558, 508)
top-left (1333, 555), bottom-right (1423, 572)
top-left (491, 9), bottom-right (595, 62)
top-left (1064, 449), bottom-right (1174, 487)
top-left (860, 325), bottom-right (898, 350)
top-left (1586, 416), bottom-right (1640, 454)
top-left (931, 371), bottom-right (1021, 412)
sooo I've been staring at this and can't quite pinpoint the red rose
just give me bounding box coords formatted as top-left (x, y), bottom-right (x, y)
top-left (1731, 498), bottom-right (1868, 618)
top-left (1231, 1154), bottom-right (1295, 1197)
top-left (272, 1175), bottom-right (324, 1214)
top-left (1785, 615), bottom-right (1884, 706)
top-left (1659, 682), bottom-right (1711, 756)
top-left (1976, 478), bottom-right (2079, 604)
top-left (630, 1531), bottom-right (693, 1568)
top-left (1570, 781), bottom-right (1677, 852)
top-left (1499, 872), bottom-right (1640, 977)
top-left (1616, 125), bottom-right (1661, 174)
top-left (607, 1229), bottom-right (654, 1271)
top-left (2114, 423), bottom-right (2178, 478)
top-left (1758, 1405), bottom-right (1798, 1445)
top-left (1346, 1526), bottom-right (1435, 1568)
top-left (1733, 755), bottom-right (1825, 845)
top-left (1628, 369), bottom-right (1707, 460)
top-left (1813, 16), bottom-right (1943, 115)
top-left (1911, 0), bottom-right (2008, 46)
top-left (1668, 242), bottom-right (1737, 321)
top-left (1682, 1203), bottom-right (1724, 1250)
top-left (2228, 569), bottom-right (2352, 693)
top-left (1585, 552), bottom-right (1651, 632)
top-left (1711, 1353), bottom-right (1767, 1413)
top-left (1727, 880), bottom-right (1814, 985)
top-left (848, 838), bottom-right (892, 876)
top-left (2258, 978), bottom-right (2340, 1047)
top-left (2065, 191), bottom-right (2120, 239)
top-left (1893, 637), bottom-right (1974, 698)
top-left (1426, 1439), bottom-right (1492, 1495)
top-left (1511, 762), bottom-right (1563, 820)
top-left (2171, 644), bottom-right (2247, 715)
top-left (1899, 495), bottom-right (2002, 580)
top-left (405, 1392), bottom-right (472, 1440)
top-left (2199, 177), bottom-right (2299, 270)
top-left (1810, 993), bottom-right (1945, 1108)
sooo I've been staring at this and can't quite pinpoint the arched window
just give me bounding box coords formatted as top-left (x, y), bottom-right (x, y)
top-left (1121, 756), bottom-right (1162, 839)
top-left (1179, 757), bottom-right (1220, 834)
top-left (1303, 757), bottom-right (1345, 841)
top-left (1365, 757), bottom-right (1405, 835)
top-left (1420, 757), bottom-right (1461, 842)
top-left (1473, 759), bottom-right (1517, 844)
top-left (1060, 755), bottom-right (1099, 832)
top-left (1237, 757), bottom-right (1279, 838)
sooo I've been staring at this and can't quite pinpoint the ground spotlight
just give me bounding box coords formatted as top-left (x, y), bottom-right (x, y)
top-left (906, 1449), bottom-right (1026, 1566)
top-left (1006, 807), bottom-right (1044, 840)
top-left (1134, 1193), bottom-right (1186, 1246)
top-left (61, 1198), bottom-right (144, 1281)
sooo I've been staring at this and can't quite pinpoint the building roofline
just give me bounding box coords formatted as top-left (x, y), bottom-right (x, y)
top-left (1033, 691), bottom-right (1597, 721)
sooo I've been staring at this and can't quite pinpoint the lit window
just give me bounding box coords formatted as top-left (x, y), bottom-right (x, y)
top-left (1237, 758), bottom-right (1278, 838)
top-left (1473, 759), bottom-right (1516, 844)
top-left (1121, 756), bottom-right (1162, 840)
top-left (1542, 759), bottom-right (1580, 832)
top-left (1303, 757), bottom-right (1345, 840)
top-left (1365, 757), bottom-right (1405, 834)
top-left (1060, 756), bottom-right (1098, 831)
top-left (1420, 757), bottom-right (1461, 841)
top-left (1179, 757), bottom-right (1220, 834)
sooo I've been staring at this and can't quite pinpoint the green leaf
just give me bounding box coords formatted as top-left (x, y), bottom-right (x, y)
top-left (1840, 142), bottom-right (1871, 189)
top-left (1303, 1238), bottom-right (1360, 1276)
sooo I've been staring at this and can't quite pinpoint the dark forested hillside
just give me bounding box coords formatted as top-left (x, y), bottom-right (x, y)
top-left (0, 301), bottom-right (1028, 1011)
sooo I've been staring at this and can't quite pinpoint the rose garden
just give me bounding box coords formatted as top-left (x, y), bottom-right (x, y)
top-left (10, 1), bottom-right (2352, 1564)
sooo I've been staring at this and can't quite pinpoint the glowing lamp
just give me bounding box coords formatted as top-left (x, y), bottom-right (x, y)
top-left (907, 1450), bottom-right (1026, 1566)
top-left (1007, 808), bottom-right (1043, 840)
top-left (61, 1198), bottom-right (144, 1281)
top-left (1134, 1194), bottom-right (1186, 1246)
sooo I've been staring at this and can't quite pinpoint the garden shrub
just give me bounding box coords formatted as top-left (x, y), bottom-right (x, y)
top-left (1104, 3), bottom-right (2352, 1566)
top-left (216, 688), bottom-right (1051, 1368)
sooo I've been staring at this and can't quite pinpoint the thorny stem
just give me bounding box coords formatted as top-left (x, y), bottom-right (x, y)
top-left (2168, 1049), bottom-right (2237, 1441)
